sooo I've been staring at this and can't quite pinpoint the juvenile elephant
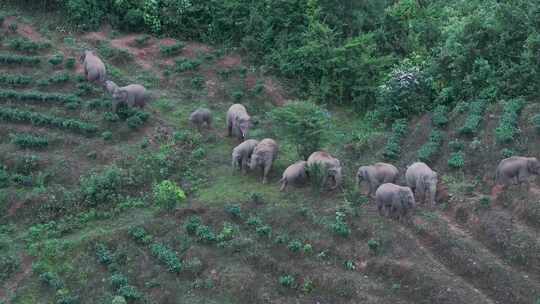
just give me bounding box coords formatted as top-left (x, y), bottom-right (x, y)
top-left (279, 161), bottom-right (308, 191)
top-left (496, 156), bottom-right (540, 187)
top-left (226, 104), bottom-right (251, 141)
top-left (405, 162), bottom-right (438, 206)
top-left (307, 151), bottom-right (343, 190)
top-left (111, 84), bottom-right (151, 112)
top-left (376, 183), bottom-right (415, 220)
top-left (80, 50), bottom-right (106, 84)
top-left (231, 139), bottom-right (259, 173)
top-left (356, 162), bottom-right (399, 197)
top-left (105, 80), bottom-right (118, 95)
top-left (189, 108), bottom-right (212, 129)
top-left (249, 138), bottom-right (278, 184)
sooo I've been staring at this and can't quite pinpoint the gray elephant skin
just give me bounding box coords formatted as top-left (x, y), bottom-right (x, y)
top-left (249, 138), bottom-right (278, 184)
top-left (190, 108), bottom-right (212, 129)
top-left (80, 50), bottom-right (106, 84)
top-left (406, 162), bottom-right (438, 205)
top-left (307, 151), bottom-right (343, 190)
top-left (496, 156), bottom-right (540, 187)
top-left (279, 161), bottom-right (308, 191)
top-left (376, 183), bottom-right (415, 220)
top-left (111, 84), bottom-right (150, 112)
top-left (357, 162), bottom-right (398, 197)
top-left (232, 139), bottom-right (259, 173)
top-left (226, 104), bottom-right (251, 141)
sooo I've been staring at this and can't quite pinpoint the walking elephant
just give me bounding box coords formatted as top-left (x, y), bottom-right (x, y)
top-left (249, 139), bottom-right (278, 184)
top-left (356, 162), bottom-right (399, 197)
top-left (496, 156), bottom-right (540, 187)
top-left (231, 139), bottom-right (259, 173)
top-left (279, 161), bottom-right (308, 191)
top-left (307, 151), bottom-right (343, 190)
top-left (405, 162), bottom-right (438, 205)
top-left (111, 84), bottom-right (151, 112)
top-left (80, 50), bottom-right (106, 84)
top-left (190, 108), bottom-right (212, 129)
top-left (226, 104), bottom-right (251, 141)
top-left (376, 183), bottom-right (416, 220)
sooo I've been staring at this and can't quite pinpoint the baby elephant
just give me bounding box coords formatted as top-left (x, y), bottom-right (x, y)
top-left (226, 104), bottom-right (251, 141)
top-left (307, 151), bottom-right (343, 190)
top-left (406, 162), bottom-right (438, 206)
top-left (80, 50), bottom-right (106, 84)
top-left (496, 156), bottom-right (540, 188)
top-left (356, 162), bottom-right (399, 197)
top-left (279, 161), bottom-right (308, 191)
top-left (190, 108), bottom-right (212, 129)
top-left (376, 183), bottom-right (416, 220)
top-left (111, 84), bottom-right (151, 112)
top-left (232, 139), bottom-right (259, 173)
top-left (249, 138), bottom-right (278, 184)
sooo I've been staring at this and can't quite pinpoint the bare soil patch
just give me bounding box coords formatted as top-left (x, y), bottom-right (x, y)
top-left (2, 16), bottom-right (46, 42)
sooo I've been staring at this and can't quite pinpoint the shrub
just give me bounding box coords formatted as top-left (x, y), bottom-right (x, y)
top-left (231, 90), bottom-right (244, 102)
top-left (448, 139), bottom-right (464, 152)
top-left (417, 130), bottom-right (444, 163)
top-left (80, 166), bottom-right (124, 207)
top-left (159, 42), bottom-right (185, 57)
top-left (95, 243), bottom-right (114, 266)
top-left (302, 279), bottom-right (315, 293)
top-left (495, 99), bottom-right (524, 144)
top-left (224, 204), bottom-right (242, 218)
top-left (279, 275), bottom-right (295, 288)
top-left (48, 53), bottom-right (64, 66)
top-left (13, 154), bottom-right (40, 175)
top-left (117, 285), bottom-right (141, 300)
top-left (104, 112), bottom-right (120, 122)
top-left (478, 196), bottom-right (491, 209)
top-left (126, 115), bottom-right (144, 129)
top-left (185, 216), bottom-right (202, 234)
top-left (0, 54), bottom-right (40, 65)
top-left (0, 89), bottom-right (81, 105)
top-left (217, 222), bottom-right (236, 242)
top-left (153, 180), bottom-right (186, 211)
top-left (110, 273), bottom-right (128, 289)
top-left (0, 108), bottom-right (97, 135)
top-left (383, 119), bottom-right (408, 160)
top-left (195, 225), bottom-right (216, 243)
top-left (367, 239), bottom-right (380, 254)
top-left (344, 260), bottom-right (356, 270)
top-left (128, 226), bottom-right (152, 244)
top-left (7, 37), bottom-right (50, 53)
top-left (0, 74), bottom-right (32, 86)
top-left (458, 100), bottom-right (487, 136)
top-left (111, 296), bottom-right (127, 304)
top-left (302, 243), bottom-right (313, 254)
top-left (501, 148), bottom-right (515, 158)
top-left (255, 225), bottom-right (272, 237)
top-left (39, 272), bottom-right (64, 290)
top-left (448, 152), bottom-right (465, 169)
top-left (10, 133), bottom-right (48, 149)
top-left (432, 105), bottom-right (449, 127)
top-left (174, 58), bottom-right (201, 72)
top-left (377, 64), bottom-right (434, 120)
top-left (267, 101), bottom-right (330, 159)
top-left (150, 243), bottom-right (183, 273)
top-left (102, 131), bottom-right (113, 141)
top-left (65, 57), bottom-right (76, 69)
top-left (330, 211), bottom-right (351, 237)
top-left (191, 76), bottom-right (204, 89)
top-left (0, 254), bottom-right (20, 282)
top-left (246, 216), bottom-right (262, 227)
top-left (287, 240), bottom-right (302, 252)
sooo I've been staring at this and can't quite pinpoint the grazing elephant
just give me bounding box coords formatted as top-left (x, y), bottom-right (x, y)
top-left (356, 163), bottom-right (399, 197)
top-left (226, 104), bottom-right (250, 141)
top-left (232, 139), bottom-right (259, 173)
top-left (307, 151), bottom-right (343, 190)
top-left (105, 80), bottom-right (118, 95)
top-left (80, 50), bottom-right (106, 84)
top-left (496, 156), bottom-right (540, 187)
top-left (279, 161), bottom-right (308, 191)
top-left (111, 84), bottom-right (150, 112)
top-left (376, 183), bottom-right (415, 220)
top-left (249, 138), bottom-right (278, 184)
top-left (189, 108), bottom-right (212, 129)
top-left (405, 162), bottom-right (438, 206)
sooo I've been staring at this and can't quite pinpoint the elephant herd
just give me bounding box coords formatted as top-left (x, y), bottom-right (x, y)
top-left (79, 50), bottom-right (540, 221)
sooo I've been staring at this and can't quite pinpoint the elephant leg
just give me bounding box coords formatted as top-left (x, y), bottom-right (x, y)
top-left (227, 122), bottom-right (232, 137)
top-left (262, 164), bottom-right (271, 184)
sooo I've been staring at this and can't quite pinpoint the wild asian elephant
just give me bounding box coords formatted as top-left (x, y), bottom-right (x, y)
top-left (111, 84), bottom-right (151, 112)
top-left (226, 104), bottom-right (251, 141)
top-left (356, 162), bottom-right (399, 197)
top-left (249, 138), bottom-right (279, 184)
top-left (231, 139), bottom-right (259, 173)
top-left (405, 162), bottom-right (438, 206)
top-left (190, 108), bottom-right (212, 129)
top-left (279, 161), bottom-right (308, 191)
top-left (496, 156), bottom-right (540, 187)
top-left (307, 151), bottom-right (343, 190)
top-left (376, 183), bottom-right (416, 220)
top-left (80, 50), bottom-right (106, 84)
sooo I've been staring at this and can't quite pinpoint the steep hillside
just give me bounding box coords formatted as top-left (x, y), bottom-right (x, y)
top-left (1, 5), bottom-right (540, 304)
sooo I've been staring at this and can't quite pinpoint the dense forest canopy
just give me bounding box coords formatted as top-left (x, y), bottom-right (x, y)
top-left (15, 0), bottom-right (540, 118)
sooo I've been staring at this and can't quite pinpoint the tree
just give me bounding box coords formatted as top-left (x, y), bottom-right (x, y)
top-left (267, 101), bottom-right (330, 159)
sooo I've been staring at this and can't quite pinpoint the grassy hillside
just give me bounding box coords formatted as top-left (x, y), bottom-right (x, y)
top-left (1, 4), bottom-right (540, 304)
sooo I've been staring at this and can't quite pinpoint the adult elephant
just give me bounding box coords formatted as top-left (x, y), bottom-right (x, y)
top-left (496, 156), bottom-right (540, 187)
top-left (376, 183), bottom-right (415, 220)
top-left (406, 162), bottom-right (438, 206)
top-left (307, 151), bottom-right (343, 190)
top-left (356, 162), bottom-right (399, 197)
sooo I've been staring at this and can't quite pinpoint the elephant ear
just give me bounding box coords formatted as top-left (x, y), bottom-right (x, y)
top-left (119, 89), bottom-right (128, 100)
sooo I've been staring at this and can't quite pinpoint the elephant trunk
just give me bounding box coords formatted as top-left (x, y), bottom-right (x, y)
top-left (331, 169), bottom-right (343, 190)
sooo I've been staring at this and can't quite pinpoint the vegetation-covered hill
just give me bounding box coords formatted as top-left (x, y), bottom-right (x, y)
top-left (1, 1), bottom-right (540, 304)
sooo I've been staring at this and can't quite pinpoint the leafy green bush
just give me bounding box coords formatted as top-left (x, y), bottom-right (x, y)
top-left (128, 226), bottom-right (152, 244)
top-left (330, 212), bottom-right (350, 237)
top-left (448, 152), bottom-right (465, 169)
top-left (287, 240), bottom-right (302, 252)
top-left (0, 254), bottom-right (20, 282)
top-left (432, 105), bottom-right (449, 127)
top-left (279, 275), bottom-right (295, 288)
top-left (150, 243), bottom-right (183, 273)
top-left (495, 99), bottom-right (524, 144)
top-left (417, 130), bottom-right (444, 163)
top-left (458, 101), bottom-right (487, 136)
top-left (39, 271), bottom-right (64, 290)
top-left (0, 74), bottom-right (32, 86)
top-left (224, 204), bottom-right (242, 218)
top-left (10, 133), bottom-right (48, 149)
top-left (174, 58), bottom-right (201, 72)
top-left (196, 225), bottom-right (216, 243)
top-left (126, 115), bottom-right (144, 129)
top-left (95, 243), bottom-right (114, 266)
top-left (382, 119), bottom-right (408, 160)
top-left (0, 54), bottom-right (40, 65)
top-left (501, 148), bottom-right (515, 158)
top-left (185, 216), bottom-right (203, 234)
top-left (160, 42), bottom-right (185, 57)
top-left (65, 57), bottom-right (76, 69)
top-left (7, 37), bottom-right (50, 53)
top-left (367, 239), bottom-right (380, 254)
top-left (48, 53), bottom-right (64, 66)
top-left (267, 101), bottom-right (330, 159)
top-left (111, 296), bottom-right (127, 304)
top-left (117, 285), bottom-right (142, 300)
top-left (102, 131), bottom-right (113, 141)
top-left (110, 273), bottom-right (128, 289)
top-left (0, 89), bottom-right (81, 105)
top-left (217, 222), bottom-right (236, 242)
top-left (153, 180), bottom-right (186, 211)
top-left (255, 225), bottom-right (272, 237)
top-left (377, 64), bottom-right (434, 120)
top-left (246, 216), bottom-right (262, 227)
top-left (80, 166), bottom-right (124, 207)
